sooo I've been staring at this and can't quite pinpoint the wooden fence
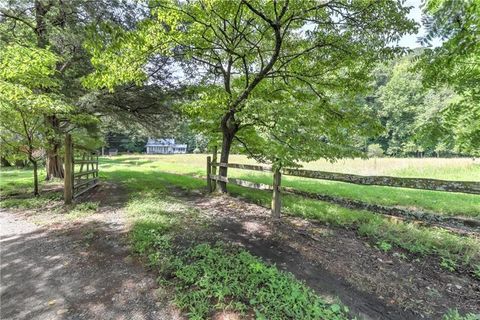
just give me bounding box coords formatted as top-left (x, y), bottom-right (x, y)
top-left (206, 157), bottom-right (480, 218)
top-left (64, 134), bottom-right (100, 204)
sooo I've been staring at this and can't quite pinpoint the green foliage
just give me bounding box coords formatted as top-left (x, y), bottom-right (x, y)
top-left (473, 265), bottom-right (480, 280)
top-left (370, 57), bottom-right (458, 157)
top-left (0, 43), bottom-right (73, 192)
top-left (86, 0), bottom-right (417, 166)
top-left (0, 44), bottom-right (60, 89)
top-left (67, 201), bottom-right (99, 219)
top-left (440, 257), bottom-right (457, 272)
top-left (376, 241), bottom-right (393, 253)
top-left (442, 309), bottom-right (480, 320)
top-left (171, 243), bottom-right (349, 320)
top-left (418, 0), bottom-right (480, 155)
top-left (131, 227), bottom-right (350, 320)
top-left (367, 144), bottom-right (384, 158)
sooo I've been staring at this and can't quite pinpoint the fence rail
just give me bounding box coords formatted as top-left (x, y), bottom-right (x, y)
top-left (212, 162), bottom-right (273, 172)
top-left (210, 174), bottom-right (274, 191)
top-left (210, 161), bottom-right (480, 195)
top-left (207, 157), bottom-right (480, 218)
top-left (281, 168), bottom-right (480, 195)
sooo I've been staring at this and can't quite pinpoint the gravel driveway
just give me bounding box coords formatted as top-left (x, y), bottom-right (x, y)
top-left (0, 209), bottom-right (180, 320)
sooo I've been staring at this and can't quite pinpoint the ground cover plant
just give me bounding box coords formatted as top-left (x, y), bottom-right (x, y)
top-left (133, 225), bottom-right (350, 320)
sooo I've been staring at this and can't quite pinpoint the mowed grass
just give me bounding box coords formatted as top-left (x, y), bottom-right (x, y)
top-left (0, 168), bottom-right (65, 209)
top-left (99, 155), bottom-right (480, 218)
top-left (0, 168), bottom-right (45, 196)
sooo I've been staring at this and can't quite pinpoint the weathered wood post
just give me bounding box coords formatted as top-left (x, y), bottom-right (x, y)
top-left (271, 167), bottom-right (281, 218)
top-left (207, 156), bottom-right (212, 193)
top-left (64, 134), bottom-right (73, 205)
top-left (211, 146), bottom-right (217, 191)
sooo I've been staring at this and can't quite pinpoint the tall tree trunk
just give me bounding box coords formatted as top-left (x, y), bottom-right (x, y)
top-left (46, 144), bottom-right (64, 179)
top-left (217, 110), bottom-right (239, 193)
top-left (45, 115), bottom-right (64, 180)
top-left (30, 158), bottom-right (39, 196)
top-left (34, 2), bottom-right (64, 180)
top-left (218, 131), bottom-right (234, 193)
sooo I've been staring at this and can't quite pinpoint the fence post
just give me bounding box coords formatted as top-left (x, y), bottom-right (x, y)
top-left (96, 153), bottom-right (99, 180)
top-left (271, 167), bottom-right (281, 218)
top-left (207, 156), bottom-right (212, 193)
top-left (211, 146), bottom-right (217, 191)
top-left (64, 134), bottom-right (73, 205)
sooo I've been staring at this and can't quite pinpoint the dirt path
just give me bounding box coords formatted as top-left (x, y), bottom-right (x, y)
top-left (0, 189), bottom-right (180, 320)
top-left (181, 192), bottom-right (480, 320)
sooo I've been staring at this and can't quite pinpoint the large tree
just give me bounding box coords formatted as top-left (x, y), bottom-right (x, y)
top-left (418, 0), bottom-right (480, 155)
top-left (0, 44), bottom-right (70, 195)
top-left (0, 0), bottom-right (145, 178)
top-left (373, 57), bottom-right (457, 156)
top-left (86, 0), bottom-right (416, 192)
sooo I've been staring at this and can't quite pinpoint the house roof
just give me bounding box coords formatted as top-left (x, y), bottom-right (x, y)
top-left (145, 138), bottom-right (187, 147)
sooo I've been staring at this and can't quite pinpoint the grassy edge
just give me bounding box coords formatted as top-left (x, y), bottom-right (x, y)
top-left (126, 190), bottom-right (351, 319)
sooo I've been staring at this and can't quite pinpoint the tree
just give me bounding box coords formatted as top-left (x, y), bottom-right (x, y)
top-left (0, 0), bottom-right (148, 178)
top-left (368, 55), bottom-right (458, 157)
top-left (0, 44), bottom-right (70, 195)
top-left (418, 0), bottom-right (480, 155)
top-left (367, 144), bottom-right (384, 158)
top-left (86, 0), bottom-right (416, 192)
top-left (377, 59), bottom-right (424, 155)
top-left (434, 142), bottom-right (448, 158)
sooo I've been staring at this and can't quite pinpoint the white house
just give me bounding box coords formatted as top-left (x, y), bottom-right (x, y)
top-left (145, 138), bottom-right (187, 154)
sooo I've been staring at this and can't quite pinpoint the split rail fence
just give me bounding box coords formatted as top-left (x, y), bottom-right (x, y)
top-left (206, 156), bottom-right (480, 218)
top-left (64, 134), bottom-right (100, 204)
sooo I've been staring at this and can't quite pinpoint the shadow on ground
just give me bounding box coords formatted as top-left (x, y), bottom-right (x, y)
top-left (0, 214), bottom-right (180, 320)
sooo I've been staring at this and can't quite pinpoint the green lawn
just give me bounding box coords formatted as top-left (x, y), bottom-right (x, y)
top-left (98, 155), bottom-right (480, 218)
top-left (0, 168), bottom-right (46, 196)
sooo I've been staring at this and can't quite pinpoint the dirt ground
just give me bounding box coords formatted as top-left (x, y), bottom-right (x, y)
top-left (0, 184), bottom-right (182, 320)
top-left (1, 182), bottom-right (479, 320)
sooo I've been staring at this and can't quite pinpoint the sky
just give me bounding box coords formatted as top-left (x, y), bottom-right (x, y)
top-left (397, 0), bottom-right (442, 48)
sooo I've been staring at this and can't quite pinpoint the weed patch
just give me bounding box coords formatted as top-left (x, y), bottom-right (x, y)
top-left (132, 229), bottom-right (350, 320)
top-left (442, 309), bottom-right (480, 320)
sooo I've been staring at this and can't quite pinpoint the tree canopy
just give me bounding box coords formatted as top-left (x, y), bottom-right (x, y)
top-left (85, 0), bottom-right (416, 190)
top-left (418, 0), bottom-right (479, 155)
